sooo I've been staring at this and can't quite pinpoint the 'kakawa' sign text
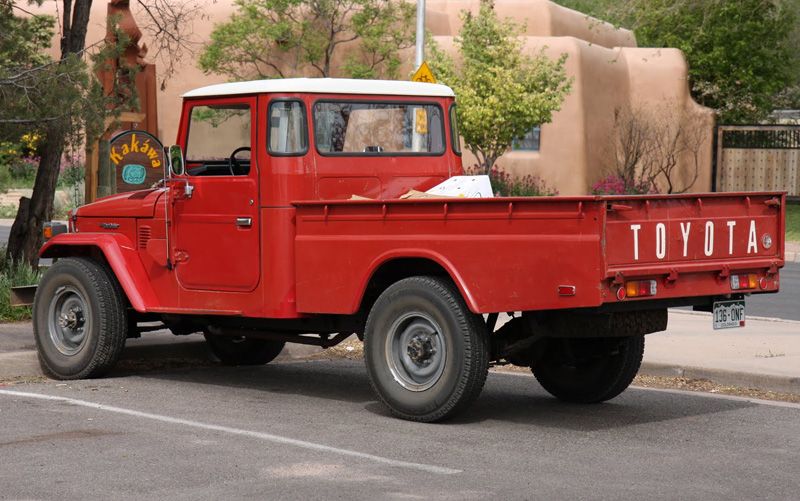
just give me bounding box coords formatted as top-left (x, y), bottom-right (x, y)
top-left (108, 130), bottom-right (165, 191)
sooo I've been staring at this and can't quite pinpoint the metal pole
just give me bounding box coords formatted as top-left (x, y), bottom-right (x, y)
top-left (415, 0), bottom-right (426, 68)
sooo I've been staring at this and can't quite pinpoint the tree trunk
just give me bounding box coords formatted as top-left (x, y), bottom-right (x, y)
top-left (6, 0), bottom-right (93, 267)
top-left (7, 123), bottom-right (66, 267)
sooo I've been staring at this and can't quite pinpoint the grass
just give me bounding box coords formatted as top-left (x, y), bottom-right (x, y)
top-left (0, 204), bottom-right (17, 218)
top-left (787, 203), bottom-right (799, 243)
top-left (0, 247), bottom-right (41, 322)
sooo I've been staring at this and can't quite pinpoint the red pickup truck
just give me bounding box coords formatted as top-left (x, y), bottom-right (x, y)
top-left (32, 78), bottom-right (786, 422)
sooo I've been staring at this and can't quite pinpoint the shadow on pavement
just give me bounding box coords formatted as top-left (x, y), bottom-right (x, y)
top-left (450, 375), bottom-right (756, 430)
top-left (116, 341), bottom-right (756, 430)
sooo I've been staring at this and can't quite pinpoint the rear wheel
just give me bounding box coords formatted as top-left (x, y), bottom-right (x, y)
top-left (33, 257), bottom-right (128, 379)
top-left (203, 332), bottom-right (285, 366)
top-left (532, 336), bottom-right (644, 403)
top-left (364, 276), bottom-right (489, 422)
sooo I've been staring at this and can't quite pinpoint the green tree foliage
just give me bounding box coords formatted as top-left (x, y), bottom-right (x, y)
top-left (553, 0), bottom-right (799, 123)
top-left (0, 1), bottom-right (136, 266)
top-left (551, 0), bottom-right (616, 20)
top-left (199, 0), bottom-right (415, 80)
top-left (0, 2), bottom-right (134, 152)
top-left (628, 0), bottom-right (795, 123)
top-left (1, 1), bottom-right (198, 266)
top-left (0, 4), bottom-right (53, 69)
top-left (429, 1), bottom-right (572, 173)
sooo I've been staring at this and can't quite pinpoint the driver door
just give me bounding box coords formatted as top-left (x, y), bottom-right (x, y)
top-left (172, 97), bottom-right (260, 292)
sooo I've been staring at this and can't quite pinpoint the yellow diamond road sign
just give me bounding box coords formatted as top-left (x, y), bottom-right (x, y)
top-left (411, 62), bottom-right (436, 83)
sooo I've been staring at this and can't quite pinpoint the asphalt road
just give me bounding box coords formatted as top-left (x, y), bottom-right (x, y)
top-left (746, 261), bottom-right (800, 320)
top-left (1, 357), bottom-right (798, 500)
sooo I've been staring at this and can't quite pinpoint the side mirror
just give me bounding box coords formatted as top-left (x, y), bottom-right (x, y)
top-left (168, 145), bottom-right (185, 176)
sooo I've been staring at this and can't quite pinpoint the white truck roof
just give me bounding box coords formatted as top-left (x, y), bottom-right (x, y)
top-left (182, 78), bottom-right (455, 98)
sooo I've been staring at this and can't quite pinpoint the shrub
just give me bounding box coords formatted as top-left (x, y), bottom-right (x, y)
top-left (480, 165), bottom-right (559, 197)
top-left (591, 175), bottom-right (653, 195)
top-left (9, 156), bottom-right (37, 186)
top-left (57, 153), bottom-right (86, 217)
top-left (58, 160), bottom-right (85, 189)
top-left (0, 247), bottom-right (41, 322)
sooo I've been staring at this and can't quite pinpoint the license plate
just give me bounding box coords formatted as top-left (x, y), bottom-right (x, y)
top-left (713, 300), bottom-right (745, 329)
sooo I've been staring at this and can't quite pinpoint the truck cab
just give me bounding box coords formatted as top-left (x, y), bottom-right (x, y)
top-left (32, 78), bottom-right (786, 422)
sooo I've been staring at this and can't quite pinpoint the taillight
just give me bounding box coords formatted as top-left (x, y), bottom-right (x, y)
top-left (731, 273), bottom-right (758, 290)
top-left (624, 280), bottom-right (657, 298)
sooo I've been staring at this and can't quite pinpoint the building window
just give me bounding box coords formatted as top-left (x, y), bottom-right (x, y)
top-left (512, 126), bottom-right (541, 151)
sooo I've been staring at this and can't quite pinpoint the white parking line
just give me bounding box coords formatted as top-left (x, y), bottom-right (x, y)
top-left (0, 389), bottom-right (461, 475)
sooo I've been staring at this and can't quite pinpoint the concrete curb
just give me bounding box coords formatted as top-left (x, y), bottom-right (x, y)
top-left (0, 350), bottom-right (40, 379)
top-left (640, 362), bottom-right (800, 395)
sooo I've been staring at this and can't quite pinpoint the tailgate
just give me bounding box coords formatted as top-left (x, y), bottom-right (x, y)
top-left (603, 192), bottom-right (785, 276)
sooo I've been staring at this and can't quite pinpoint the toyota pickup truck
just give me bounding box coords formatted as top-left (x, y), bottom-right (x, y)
top-left (30, 78), bottom-right (786, 422)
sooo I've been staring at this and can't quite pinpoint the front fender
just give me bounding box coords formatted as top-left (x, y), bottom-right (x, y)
top-left (40, 233), bottom-right (158, 313)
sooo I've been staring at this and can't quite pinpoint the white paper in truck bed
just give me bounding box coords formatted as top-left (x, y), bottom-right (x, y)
top-left (425, 175), bottom-right (494, 198)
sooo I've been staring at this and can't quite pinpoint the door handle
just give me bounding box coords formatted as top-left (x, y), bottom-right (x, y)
top-left (236, 217), bottom-right (252, 227)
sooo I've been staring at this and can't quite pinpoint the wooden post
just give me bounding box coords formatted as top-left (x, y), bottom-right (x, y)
top-left (97, 140), bottom-right (113, 198)
top-left (85, 140), bottom-right (100, 204)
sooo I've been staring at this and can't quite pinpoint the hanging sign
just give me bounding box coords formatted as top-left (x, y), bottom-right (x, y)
top-left (108, 130), bottom-right (165, 191)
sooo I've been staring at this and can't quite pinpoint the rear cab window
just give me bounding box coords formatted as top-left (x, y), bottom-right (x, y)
top-left (449, 104), bottom-right (461, 155)
top-left (313, 101), bottom-right (445, 156)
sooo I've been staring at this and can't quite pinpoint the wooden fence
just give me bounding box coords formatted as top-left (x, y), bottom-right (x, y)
top-left (715, 125), bottom-right (800, 197)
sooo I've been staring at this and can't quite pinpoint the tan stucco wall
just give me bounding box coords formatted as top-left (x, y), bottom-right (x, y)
top-left (428, 0), bottom-right (713, 194)
top-left (29, 0), bottom-right (713, 194)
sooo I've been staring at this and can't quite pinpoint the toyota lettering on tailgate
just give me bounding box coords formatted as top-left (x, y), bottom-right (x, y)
top-left (629, 219), bottom-right (763, 261)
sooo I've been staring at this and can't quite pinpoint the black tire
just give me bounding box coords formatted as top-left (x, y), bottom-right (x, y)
top-left (364, 276), bottom-right (489, 422)
top-left (33, 257), bottom-right (128, 380)
top-left (203, 332), bottom-right (285, 366)
top-left (532, 336), bottom-right (645, 403)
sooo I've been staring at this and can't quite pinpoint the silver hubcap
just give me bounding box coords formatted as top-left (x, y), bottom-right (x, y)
top-left (385, 312), bottom-right (447, 391)
top-left (47, 286), bottom-right (91, 356)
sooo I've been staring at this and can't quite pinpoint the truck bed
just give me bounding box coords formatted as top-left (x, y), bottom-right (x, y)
top-left (293, 192), bottom-right (785, 314)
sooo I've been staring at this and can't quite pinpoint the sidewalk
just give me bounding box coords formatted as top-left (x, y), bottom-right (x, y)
top-left (786, 241), bottom-right (800, 263)
top-left (641, 310), bottom-right (800, 394)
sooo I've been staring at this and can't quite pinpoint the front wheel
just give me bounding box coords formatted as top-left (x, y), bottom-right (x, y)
top-left (364, 276), bottom-right (489, 422)
top-left (33, 257), bottom-right (128, 379)
top-left (532, 336), bottom-right (644, 403)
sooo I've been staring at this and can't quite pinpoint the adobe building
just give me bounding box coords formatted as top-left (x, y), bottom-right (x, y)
top-left (31, 0), bottom-right (714, 195)
top-left (427, 0), bottom-right (715, 194)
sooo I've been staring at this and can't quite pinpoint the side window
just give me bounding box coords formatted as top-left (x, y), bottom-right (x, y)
top-left (185, 103), bottom-right (251, 176)
top-left (512, 126), bottom-right (541, 152)
top-left (313, 101), bottom-right (445, 155)
top-left (268, 100), bottom-right (308, 155)
top-left (450, 104), bottom-right (461, 155)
